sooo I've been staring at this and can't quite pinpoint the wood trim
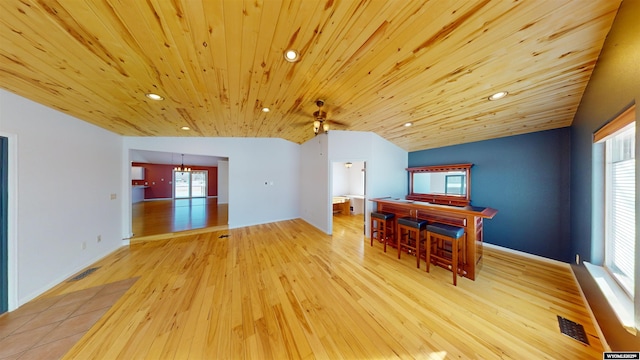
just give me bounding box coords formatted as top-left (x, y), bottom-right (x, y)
top-left (405, 163), bottom-right (473, 173)
top-left (406, 163), bottom-right (472, 206)
top-left (593, 104), bottom-right (636, 143)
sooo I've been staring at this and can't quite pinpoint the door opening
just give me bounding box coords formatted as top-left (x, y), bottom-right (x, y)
top-left (330, 160), bottom-right (366, 236)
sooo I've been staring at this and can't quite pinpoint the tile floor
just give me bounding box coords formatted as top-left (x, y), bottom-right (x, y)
top-left (0, 278), bottom-right (137, 360)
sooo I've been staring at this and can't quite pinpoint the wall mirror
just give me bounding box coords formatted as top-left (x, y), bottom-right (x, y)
top-left (406, 163), bottom-right (472, 206)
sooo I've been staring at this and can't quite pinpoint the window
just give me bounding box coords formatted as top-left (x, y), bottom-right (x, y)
top-left (604, 123), bottom-right (635, 296)
top-left (591, 104), bottom-right (637, 333)
top-left (445, 175), bottom-right (464, 195)
top-left (173, 170), bottom-right (208, 199)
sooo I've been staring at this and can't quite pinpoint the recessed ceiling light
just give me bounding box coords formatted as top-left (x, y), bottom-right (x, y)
top-left (284, 49), bottom-right (299, 62)
top-left (145, 93), bottom-right (164, 101)
top-left (488, 91), bottom-right (508, 101)
top-left (262, 107), bottom-right (270, 112)
top-left (404, 122), bottom-right (413, 127)
top-left (181, 126), bottom-right (190, 131)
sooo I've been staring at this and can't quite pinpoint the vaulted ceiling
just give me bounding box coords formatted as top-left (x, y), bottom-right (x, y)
top-left (0, 0), bottom-right (621, 152)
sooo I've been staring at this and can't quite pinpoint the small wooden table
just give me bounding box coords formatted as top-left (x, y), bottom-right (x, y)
top-left (332, 196), bottom-right (351, 214)
top-left (372, 197), bottom-right (497, 280)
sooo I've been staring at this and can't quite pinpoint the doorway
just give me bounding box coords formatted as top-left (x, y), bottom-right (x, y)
top-left (1, 136), bottom-right (8, 314)
top-left (331, 160), bottom-right (367, 235)
top-left (174, 170), bottom-right (208, 199)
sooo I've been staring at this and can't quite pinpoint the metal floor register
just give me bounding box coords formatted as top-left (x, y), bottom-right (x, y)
top-left (557, 315), bottom-right (589, 345)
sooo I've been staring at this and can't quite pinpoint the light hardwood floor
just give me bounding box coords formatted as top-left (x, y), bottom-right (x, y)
top-left (39, 213), bottom-right (603, 359)
top-left (132, 197), bottom-right (228, 239)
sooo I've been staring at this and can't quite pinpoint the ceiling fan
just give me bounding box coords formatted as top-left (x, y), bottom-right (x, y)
top-left (312, 99), bottom-right (345, 135)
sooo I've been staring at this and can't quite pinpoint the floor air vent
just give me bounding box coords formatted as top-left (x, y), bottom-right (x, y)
top-left (557, 315), bottom-right (589, 345)
top-left (68, 267), bottom-right (100, 282)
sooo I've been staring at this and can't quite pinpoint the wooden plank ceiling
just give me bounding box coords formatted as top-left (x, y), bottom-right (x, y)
top-left (0, 0), bottom-right (621, 152)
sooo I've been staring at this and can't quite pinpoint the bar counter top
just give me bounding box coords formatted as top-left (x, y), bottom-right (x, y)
top-left (372, 197), bottom-right (498, 219)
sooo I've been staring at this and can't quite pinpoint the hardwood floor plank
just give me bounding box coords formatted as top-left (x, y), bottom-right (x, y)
top-left (131, 197), bottom-right (227, 239)
top-left (22, 214), bottom-right (605, 359)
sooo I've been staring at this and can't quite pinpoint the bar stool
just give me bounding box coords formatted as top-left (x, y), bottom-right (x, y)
top-left (425, 223), bottom-right (466, 286)
top-left (370, 212), bottom-right (396, 252)
top-left (397, 217), bottom-right (428, 268)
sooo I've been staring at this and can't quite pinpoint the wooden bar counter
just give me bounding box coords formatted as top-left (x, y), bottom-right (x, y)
top-left (372, 197), bottom-right (498, 280)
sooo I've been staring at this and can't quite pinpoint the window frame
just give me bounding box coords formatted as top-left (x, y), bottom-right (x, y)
top-left (591, 103), bottom-right (637, 333)
top-left (602, 123), bottom-right (635, 297)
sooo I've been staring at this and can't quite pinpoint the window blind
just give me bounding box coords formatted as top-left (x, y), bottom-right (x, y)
top-left (605, 124), bottom-right (635, 296)
top-left (608, 157), bottom-right (635, 294)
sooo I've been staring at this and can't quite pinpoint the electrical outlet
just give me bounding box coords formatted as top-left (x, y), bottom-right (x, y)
top-left (82, 241), bottom-right (87, 250)
top-left (97, 235), bottom-right (102, 243)
top-left (110, 193), bottom-right (117, 200)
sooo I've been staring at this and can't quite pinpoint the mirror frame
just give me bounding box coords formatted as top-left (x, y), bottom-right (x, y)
top-left (406, 163), bottom-right (472, 206)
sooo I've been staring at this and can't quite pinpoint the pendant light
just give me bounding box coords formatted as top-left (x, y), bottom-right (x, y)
top-left (174, 154), bottom-right (191, 173)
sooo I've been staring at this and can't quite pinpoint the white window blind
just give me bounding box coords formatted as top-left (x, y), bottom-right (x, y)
top-left (605, 123), bottom-right (635, 297)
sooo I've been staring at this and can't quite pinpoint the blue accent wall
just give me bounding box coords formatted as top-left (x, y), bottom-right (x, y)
top-left (409, 128), bottom-right (571, 262)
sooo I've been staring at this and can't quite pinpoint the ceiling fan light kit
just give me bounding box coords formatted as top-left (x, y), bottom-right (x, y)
top-left (312, 99), bottom-right (330, 135)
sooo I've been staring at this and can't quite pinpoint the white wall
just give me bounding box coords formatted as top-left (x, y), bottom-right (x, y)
top-left (299, 134), bottom-right (330, 233)
top-left (332, 162), bottom-right (350, 196)
top-left (369, 133), bottom-right (408, 200)
top-left (0, 89), bottom-right (123, 308)
top-left (122, 137), bottom-right (300, 233)
top-left (0, 89), bottom-right (406, 309)
top-left (298, 130), bottom-right (407, 235)
top-left (332, 161), bottom-right (365, 197)
top-left (217, 160), bottom-right (229, 204)
top-left (346, 161), bottom-right (365, 196)
top-left (331, 131), bottom-right (407, 235)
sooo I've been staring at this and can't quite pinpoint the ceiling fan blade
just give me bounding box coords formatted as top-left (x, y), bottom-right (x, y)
top-left (328, 119), bottom-right (348, 127)
top-left (291, 108), bottom-right (309, 116)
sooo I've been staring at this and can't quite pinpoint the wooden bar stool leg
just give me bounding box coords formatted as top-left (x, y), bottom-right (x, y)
top-left (397, 226), bottom-right (403, 260)
top-left (452, 238), bottom-right (458, 286)
top-left (371, 212), bottom-right (395, 252)
top-left (383, 226), bottom-right (388, 252)
top-left (383, 222), bottom-right (391, 252)
top-left (426, 231), bottom-right (431, 273)
top-left (396, 218), bottom-right (427, 269)
top-left (370, 218), bottom-right (376, 246)
top-left (425, 223), bottom-right (465, 286)
top-left (371, 217), bottom-right (384, 247)
top-left (416, 231), bottom-right (421, 269)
